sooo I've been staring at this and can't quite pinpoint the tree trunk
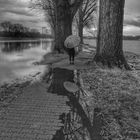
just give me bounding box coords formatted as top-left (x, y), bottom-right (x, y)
top-left (79, 23), bottom-right (83, 44)
top-left (78, 5), bottom-right (84, 44)
top-left (94, 0), bottom-right (131, 70)
top-left (52, 0), bottom-right (83, 53)
top-left (54, 18), bottom-right (72, 53)
top-left (78, 22), bottom-right (84, 52)
top-left (53, 1), bottom-right (73, 53)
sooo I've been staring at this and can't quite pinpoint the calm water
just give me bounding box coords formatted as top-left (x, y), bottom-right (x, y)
top-left (0, 39), bottom-right (52, 84)
top-left (84, 39), bottom-right (140, 54)
top-left (0, 39), bottom-right (140, 84)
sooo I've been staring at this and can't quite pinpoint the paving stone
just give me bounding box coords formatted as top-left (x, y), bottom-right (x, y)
top-left (0, 82), bottom-right (70, 140)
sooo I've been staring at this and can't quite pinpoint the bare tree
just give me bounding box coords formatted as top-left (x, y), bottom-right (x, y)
top-left (30, 0), bottom-right (56, 35)
top-left (52, 0), bottom-right (83, 53)
top-left (31, 0), bottom-right (83, 53)
top-left (74, 0), bottom-right (97, 44)
top-left (0, 21), bottom-right (12, 33)
top-left (94, 0), bottom-right (130, 70)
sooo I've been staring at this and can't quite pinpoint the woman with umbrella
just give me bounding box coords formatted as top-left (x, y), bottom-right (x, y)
top-left (64, 35), bottom-right (80, 64)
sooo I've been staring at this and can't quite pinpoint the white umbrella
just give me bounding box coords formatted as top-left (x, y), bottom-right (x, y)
top-left (64, 35), bottom-right (80, 48)
top-left (63, 81), bottom-right (79, 93)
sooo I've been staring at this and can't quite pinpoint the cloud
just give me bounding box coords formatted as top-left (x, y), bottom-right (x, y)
top-left (0, 0), bottom-right (48, 31)
top-left (0, 0), bottom-right (32, 20)
top-left (124, 16), bottom-right (140, 27)
top-left (123, 25), bottom-right (140, 36)
top-left (1, 8), bottom-right (33, 17)
top-left (124, 0), bottom-right (140, 35)
top-left (125, 0), bottom-right (140, 16)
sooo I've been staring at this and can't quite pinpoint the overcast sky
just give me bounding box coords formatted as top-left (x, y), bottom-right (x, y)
top-left (0, 0), bottom-right (140, 35)
top-left (0, 0), bottom-right (47, 32)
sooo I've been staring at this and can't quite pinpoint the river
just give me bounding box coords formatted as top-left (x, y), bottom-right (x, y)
top-left (84, 39), bottom-right (140, 54)
top-left (0, 39), bottom-right (140, 84)
top-left (0, 39), bottom-right (52, 84)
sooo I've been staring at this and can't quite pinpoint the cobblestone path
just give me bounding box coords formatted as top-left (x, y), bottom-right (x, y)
top-left (0, 82), bottom-right (70, 140)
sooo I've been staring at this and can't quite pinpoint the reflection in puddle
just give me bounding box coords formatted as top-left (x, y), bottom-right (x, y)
top-left (48, 68), bottom-right (103, 140)
top-left (53, 103), bottom-right (90, 140)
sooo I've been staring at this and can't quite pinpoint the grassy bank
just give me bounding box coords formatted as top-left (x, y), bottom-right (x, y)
top-left (80, 65), bottom-right (140, 139)
top-left (37, 47), bottom-right (140, 139)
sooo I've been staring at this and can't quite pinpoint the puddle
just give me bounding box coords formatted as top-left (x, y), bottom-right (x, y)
top-left (48, 68), bottom-right (103, 140)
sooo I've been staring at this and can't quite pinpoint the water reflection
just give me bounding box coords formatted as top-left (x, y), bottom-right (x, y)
top-left (48, 68), bottom-right (90, 140)
top-left (53, 104), bottom-right (90, 140)
top-left (0, 40), bottom-right (50, 53)
top-left (0, 39), bottom-right (52, 84)
top-left (49, 68), bottom-right (103, 140)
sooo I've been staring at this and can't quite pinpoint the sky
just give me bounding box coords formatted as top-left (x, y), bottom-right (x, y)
top-left (0, 0), bottom-right (140, 35)
top-left (124, 0), bottom-right (140, 35)
top-left (0, 0), bottom-right (48, 32)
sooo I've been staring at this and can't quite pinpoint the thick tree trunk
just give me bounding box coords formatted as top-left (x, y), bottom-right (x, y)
top-left (53, 1), bottom-right (73, 53)
top-left (54, 20), bottom-right (64, 53)
top-left (94, 0), bottom-right (131, 70)
top-left (54, 17), bottom-right (72, 53)
top-left (52, 0), bottom-right (83, 53)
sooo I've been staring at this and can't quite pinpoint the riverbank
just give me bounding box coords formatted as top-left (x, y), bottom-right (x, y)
top-left (0, 70), bottom-right (49, 114)
top-left (80, 65), bottom-right (140, 139)
top-left (79, 50), bottom-right (140, 139)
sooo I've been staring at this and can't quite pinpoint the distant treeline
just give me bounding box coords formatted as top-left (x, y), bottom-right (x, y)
top-left (0, 21), bottom-right (52, 38)
top-left (123, 35), bottom-right (140, 40)
top-left (84, 35), bottom-right (140, 40)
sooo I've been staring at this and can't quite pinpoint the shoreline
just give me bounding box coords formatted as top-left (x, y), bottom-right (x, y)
top-left (0, 64), bottom-right (50, 110)
top-left (0, 71), bottom-right (43, 103)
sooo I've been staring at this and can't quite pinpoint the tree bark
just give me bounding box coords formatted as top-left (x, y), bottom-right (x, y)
top-left (94, 0), bottom-right (131, 70)
top-left (53, 0), bottom-right (73, 53)
top-left (78, 5), bottom-right (84, 44)
top-left (54, 9), bottom-right (73, 53)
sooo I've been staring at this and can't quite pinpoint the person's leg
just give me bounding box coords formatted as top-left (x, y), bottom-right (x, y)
top-left (68, 49), bottom-right (71, 64)
top-left (69, 49), bottom-right (72, 64)
top-left (71, 54), bottom-right (74, 64)
top-left (69, 54), bottom-right (72, 64)
top-left (71, 48), bottom-right (75, 64)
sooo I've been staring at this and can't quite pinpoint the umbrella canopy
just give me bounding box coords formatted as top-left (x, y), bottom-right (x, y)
top-left (64, 35), bottom-right (80, 48)
top-left (63, 81), bottom-right (79, 93)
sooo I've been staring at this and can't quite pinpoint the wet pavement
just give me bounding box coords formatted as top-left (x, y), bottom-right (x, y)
top-left (0, 81), bottom-right (70, 140)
